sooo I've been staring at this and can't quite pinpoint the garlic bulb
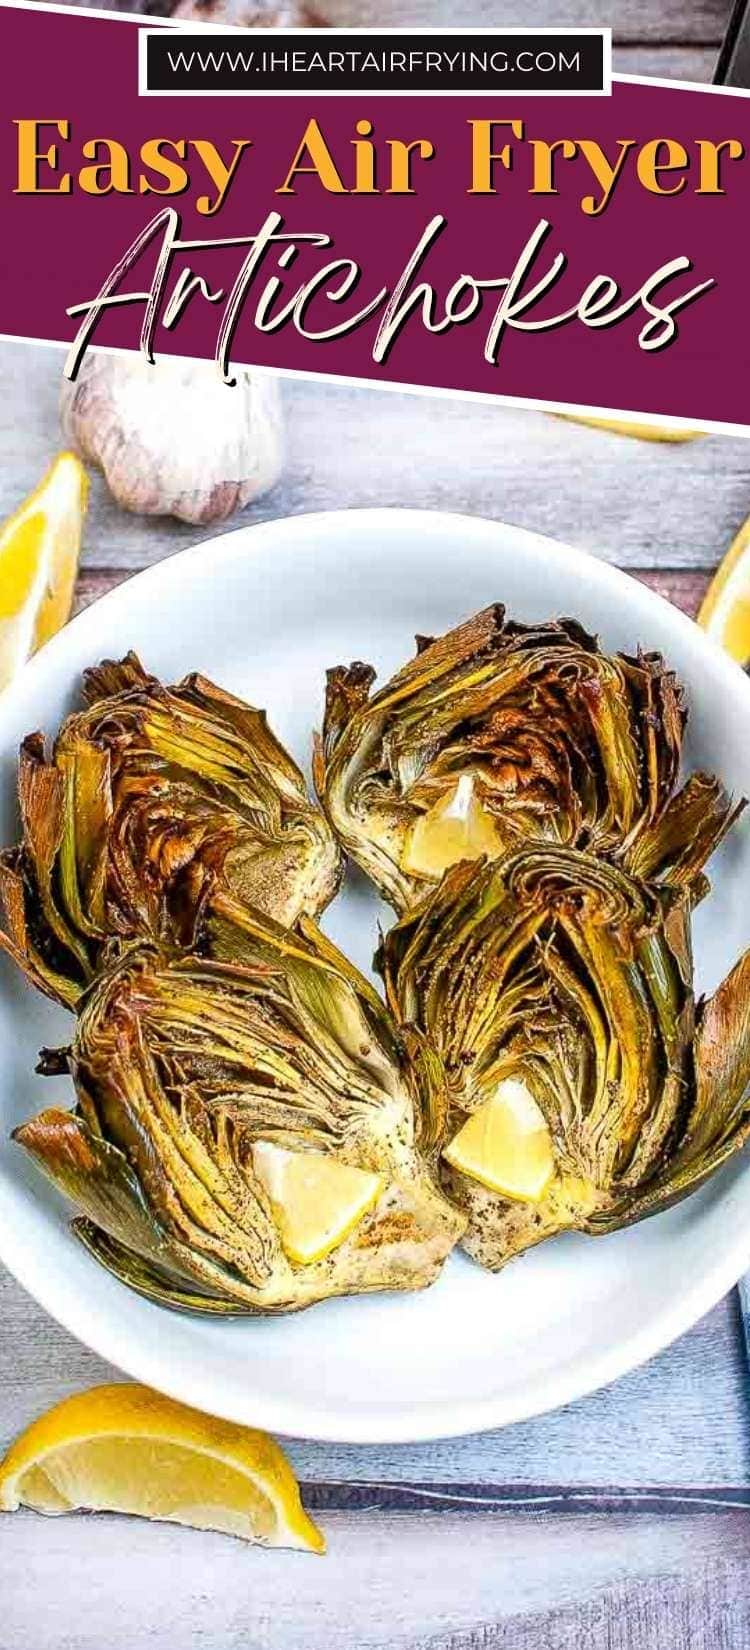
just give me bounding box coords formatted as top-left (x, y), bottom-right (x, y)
top-left (60, 355), bottom-right (284, 526)
top-left (170, 0), bottom-right (324, 20)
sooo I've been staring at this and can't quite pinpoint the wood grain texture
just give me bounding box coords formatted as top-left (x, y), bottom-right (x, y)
top-left (3, 343), bottom-right (749, 576)
top-left (301, 2), bottom-right (732, 45)
top-left (2, 1504), bottom-right (750, 1650)
top-left (636, 568), bottom-right (711, 614)
top-left (619, 46), bottom-right (717, 76)
top-left (52, 0), bottom-right (733, 46)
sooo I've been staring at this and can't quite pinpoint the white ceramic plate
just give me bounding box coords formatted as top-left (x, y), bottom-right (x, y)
top-left (2, 507), bottom-right (750, 1445)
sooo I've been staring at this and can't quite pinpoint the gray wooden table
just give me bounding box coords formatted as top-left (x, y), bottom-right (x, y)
top-left (4, 2), bottom-right (750, 1642)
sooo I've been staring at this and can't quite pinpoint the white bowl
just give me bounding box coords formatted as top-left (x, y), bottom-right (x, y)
top-left (1, 508), bottom-right (749, 1444)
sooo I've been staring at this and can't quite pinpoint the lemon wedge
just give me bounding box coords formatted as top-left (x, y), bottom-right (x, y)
top-left (0, 1383), bottom-right (325, 1552)
top-left (0, 452), bottom-right (88, 691)
top-left (443, 1079), bottom-right (554, 1203)
top-left (252, 1141), bottom-right (384, 1265)
top-left (402, 773), bottom-right (503, 879)
top-left (559, 414), bottom-right (701, 442)
top-left (698, 513), bottom-right (750, 666)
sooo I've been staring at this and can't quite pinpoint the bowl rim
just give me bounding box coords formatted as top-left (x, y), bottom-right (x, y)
top-left (2, 503), bottom-right (750, 1445)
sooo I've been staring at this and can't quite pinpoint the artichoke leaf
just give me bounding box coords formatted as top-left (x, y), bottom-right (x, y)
top-left (624, 772), bottom-right (743, 891)
top-left (55, 739), bottom-right (112, 941)
top-left (71, 1221), bottom-right (257, 1316)
top-left (12, 1107), bottom-right (256, 1308)
top-left (0, 851), bottom-right (86, 1008)
top-left (658, 948), bottom-right (750, 1193)
top-left (17, 734), bottom-right (97, 982)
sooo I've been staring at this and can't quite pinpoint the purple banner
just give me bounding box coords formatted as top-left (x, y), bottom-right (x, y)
top-left (2, 3), bottom-right (750, 426)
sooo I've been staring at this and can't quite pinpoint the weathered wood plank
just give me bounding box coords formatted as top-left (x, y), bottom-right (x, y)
top-left (635, 568), bottom-right (711, 614)
top-left (2, 342), bottom-right (748, 576)
top-left (52, 0), bottom-right (733, 47)
top-left (618, 46), bottom-right (718, 77)
top-left (307, 2), bottom-right (733, 45)
top-left (1, 1264), bottom-right (748, 1489)
top-left (2, 1503), bottom-right (750, 1650)
top-left (73, 564), bottom-right (713, 620)
top-left (73, 568), bottom-right (132, 612)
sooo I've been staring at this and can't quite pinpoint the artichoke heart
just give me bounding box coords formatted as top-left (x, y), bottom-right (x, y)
top-left (379, 847), bottom-right (750, 1271)
top-left (315, 605), bottom-right (739, 912)
top-left (14, 893), bottom-right (464, 1313)
top-left (0, 653), bottom-right (342, 1007)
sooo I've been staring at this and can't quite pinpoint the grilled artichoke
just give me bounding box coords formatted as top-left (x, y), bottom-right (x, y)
top-left (15, 894), bottom-right (464, 1313)
top-left (0, 654), bottom-right (342, 1007)
top-left (378, 847), bottom-right (750, 1270)
top-left (314, 605), bottom-right (738, 912)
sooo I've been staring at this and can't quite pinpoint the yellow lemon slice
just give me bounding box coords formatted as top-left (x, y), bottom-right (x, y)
top-left (252, 1141), bottom-right (385, 1265)
top-left (698, 513), bottom-right (750, 666)
top-left (0, 1383), bottom-right (324, 1552)
top-left (444, 1079), bottom-right (554, 1203)
top-left (0, 452), bottom-right (88, 691)
top-left (559, 414), bottom-right (702, 442)
top-left (402, 773), bottom-right (503, 879)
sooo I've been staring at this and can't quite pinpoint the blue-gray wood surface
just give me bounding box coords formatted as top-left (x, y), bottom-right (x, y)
top-left (3, 2), bottom-right (750, 1644)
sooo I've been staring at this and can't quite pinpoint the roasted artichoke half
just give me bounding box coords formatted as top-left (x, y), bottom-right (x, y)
top-left (15, 894), bottom-right (464, 1313)
top-left (378, 847), bottom-right (750, 1270)
top-left (315, 605), bottom-right (738, 912)
top-left (0, 654), bottom-right (342, 1008)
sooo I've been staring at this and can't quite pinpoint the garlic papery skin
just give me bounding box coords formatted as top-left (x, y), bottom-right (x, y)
top-left (171, 0), bottom-right (323, 20)
top-left (60, 354), bottom-right (284, 526)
